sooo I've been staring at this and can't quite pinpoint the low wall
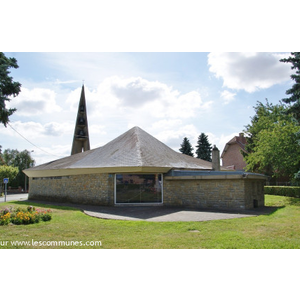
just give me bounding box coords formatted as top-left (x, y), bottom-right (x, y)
top-left (28, 173), bottom-right (114, 205)
top-left (163, 174), bottom-right (265, 210)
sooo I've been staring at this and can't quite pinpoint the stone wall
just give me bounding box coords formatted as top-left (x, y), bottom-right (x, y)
top-left (163, 176), bottom-right (265, 210)
top-left (28, 172), bottom-right (265, 211)
top-left (28, 173), bottom-right (114, 205)
top-left (244, 179), bottom-right (265, 208)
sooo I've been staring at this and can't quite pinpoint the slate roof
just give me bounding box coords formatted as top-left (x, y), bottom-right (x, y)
top-left (25, 127), bottom-right (212, 176)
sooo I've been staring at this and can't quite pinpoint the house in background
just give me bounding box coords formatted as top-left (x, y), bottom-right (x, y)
top-left (221, 133), bottom-right (248, 171)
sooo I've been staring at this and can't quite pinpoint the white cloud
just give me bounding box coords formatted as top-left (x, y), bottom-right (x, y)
top-left (7, 87), bottom-right (62, 116)
top-left (31, 144), bottom-right (70, 165)
top-left (6, 121), bottom-right (73, 139)
top-left (64, 76), bottom-right (213, 154)
top-left (152, 123), bottom-right (199, 151)
top-left (208, 52), bottom-right (292, 93)
top-left (221, 90), bottom-right (236, 104)
top-left (110, 77), bottom-right (164, 107)
top-left (165, 91), bottom-right (210, 119)
top-left (4, 76), bottom-right (213, 164)
top-left (42, 122), bottom-right (74, 136)
top-left (3, 121), bottom-right (74, 165)
top-left (67, 76), bottom-right (212, 124)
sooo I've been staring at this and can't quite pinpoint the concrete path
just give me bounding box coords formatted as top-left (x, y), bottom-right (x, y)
top-left (8, 196), bottom-right (275, 222)
top-left (81, 205), bottom-right (273, 222)
top-left (0, 193), bottom-right (29, 203)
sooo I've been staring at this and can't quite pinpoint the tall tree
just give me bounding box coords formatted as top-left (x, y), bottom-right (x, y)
top-left (243, 100), bottom-right (300, 180)
top-left (280, 52), bottom-right (300, 122)
top-left (243, 100), bottom-right (287, 158)
top-left (195, 133), bottom-right (212, 161)
top-left (179, 137), bottom-right (194, 157)
top-left (0, 52), bottom-right (21, 126)
top-left (1, 149), bottom-right (35, 188)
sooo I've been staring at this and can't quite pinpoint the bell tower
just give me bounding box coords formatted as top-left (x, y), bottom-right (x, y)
top-left (71, 85), bottom-right (90, 155)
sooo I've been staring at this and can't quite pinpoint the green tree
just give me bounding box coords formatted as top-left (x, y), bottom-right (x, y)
top-left (243, 100), bottom-right (287, 157)
top-left (179, 137), bottom-right (194, 157)
top-left (280, 52), bottom-right (300, 122)
top-left (0, 145), bottom-right (5, 165)
top-left (243, 100), bottom-right (300, 180)
top-left (0, 165), bottom-right (18, 194)
top-left (195, 133), bottom-right (212, 161)
top-left (0, 52), bottom-right (21, 126)
top-left (1, 149), bottom-right (35, 188)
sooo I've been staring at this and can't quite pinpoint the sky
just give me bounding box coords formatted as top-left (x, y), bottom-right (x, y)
top-left (1, 1), bottom-right (297, 167)
top-left (0, 52), bottom-right (294, 165)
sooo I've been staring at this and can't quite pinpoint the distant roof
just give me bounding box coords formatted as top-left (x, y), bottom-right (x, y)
top-left (24, 126), bottom-right (212, 177)
top-left (221, 133), bottom-right (247, 158)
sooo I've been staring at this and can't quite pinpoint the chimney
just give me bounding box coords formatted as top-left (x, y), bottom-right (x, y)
top-left (238, 132), bottom-right (246, 144)
top-left (212, 145), bottom-right (220, 171)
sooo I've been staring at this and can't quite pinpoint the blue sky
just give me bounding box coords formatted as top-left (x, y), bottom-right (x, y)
top-left (1, 52), bottom-right (294, 165)
top-left (1, 1), bottom-right (297, 166)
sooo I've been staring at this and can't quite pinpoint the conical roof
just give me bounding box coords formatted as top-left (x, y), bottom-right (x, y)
top-left (24, 127), bottom-right (212, 177)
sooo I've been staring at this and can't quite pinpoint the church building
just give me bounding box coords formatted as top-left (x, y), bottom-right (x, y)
top-left (24, 86), bottom-right (266, 211)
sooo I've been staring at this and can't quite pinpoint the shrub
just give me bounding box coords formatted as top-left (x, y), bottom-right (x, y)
top-left (37, 209), bottom-right (52, 222)
top-left (264, 186), bottom-right (300, 197)
top-left (0, 212), bottom-right (11, 225)
top-left (41, 212), bottom-right (52, 222)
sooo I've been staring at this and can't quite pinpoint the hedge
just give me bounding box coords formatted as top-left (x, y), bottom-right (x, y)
top-left (264, 186), bottom-right (300, 197)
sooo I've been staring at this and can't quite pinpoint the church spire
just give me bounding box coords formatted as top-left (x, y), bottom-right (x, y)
top-left (71, 85), bottom-right (90, 155)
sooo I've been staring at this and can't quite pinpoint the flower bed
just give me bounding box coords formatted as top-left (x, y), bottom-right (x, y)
top-left (0, 206), bottom-right (52, 226)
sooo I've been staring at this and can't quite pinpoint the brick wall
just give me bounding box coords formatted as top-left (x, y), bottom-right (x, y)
top-left (222, 143), bottom-right (247, 170)
top-left (28, 173), bottom-right (114, 205)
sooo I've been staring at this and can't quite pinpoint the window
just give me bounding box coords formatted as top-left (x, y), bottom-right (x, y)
top-left (32, 176), bottom-right (70, 180)
top-left (115, 174), bottom-right (162, 204)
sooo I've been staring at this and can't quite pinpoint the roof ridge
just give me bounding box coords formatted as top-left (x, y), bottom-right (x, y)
top-left (134, 127), bottom-right (143, 166)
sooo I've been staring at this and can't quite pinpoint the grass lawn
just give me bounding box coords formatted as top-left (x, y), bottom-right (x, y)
top-left (1, 194), bottom-right (300, 249)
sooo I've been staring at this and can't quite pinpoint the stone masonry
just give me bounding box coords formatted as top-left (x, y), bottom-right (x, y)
top-left (163, 176), bottom-right (265, 210)
top-left (28, 172), bottom-right (265, 211)
top-left (28, 173), bottom-right (114, 205)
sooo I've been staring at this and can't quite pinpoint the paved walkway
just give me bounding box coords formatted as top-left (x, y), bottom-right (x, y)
top-left (0, 193), bottom-right (29, 203)
top-left (82, 205), bottom-right (271, 222)
top-left (5, 195), bottom-right (275, 222)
